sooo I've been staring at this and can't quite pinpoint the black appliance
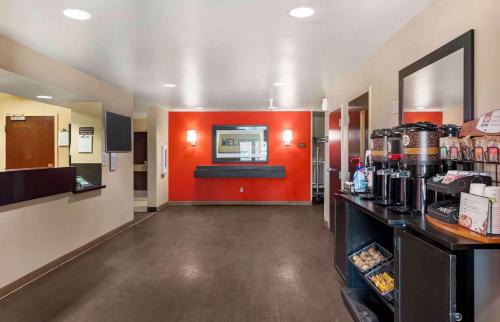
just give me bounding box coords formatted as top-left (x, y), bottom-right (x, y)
top-left (401, 122), bottom-right (440, 215)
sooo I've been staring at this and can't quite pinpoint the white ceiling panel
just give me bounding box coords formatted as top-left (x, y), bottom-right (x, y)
top-left (0, 0), bottom-right (432, 110)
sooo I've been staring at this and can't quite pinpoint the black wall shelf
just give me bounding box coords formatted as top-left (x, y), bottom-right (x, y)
top-left (194, 165), bottom-right (286, 179)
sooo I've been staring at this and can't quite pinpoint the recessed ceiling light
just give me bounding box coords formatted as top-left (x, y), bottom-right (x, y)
top-left (195, 107), bottom-right (204, 110)
top-left (163, 83), bottom-right (177, 88)
top-left (416, 107), bottom-right (425, 110)
top-left (62, 9), bottom-right (91, 21)
top-left (273, 82), bottom-right (285, 87)
top-left (37, 95), bottom-right (54, 99)
top-left (289, 7), bottom-right (315, 19)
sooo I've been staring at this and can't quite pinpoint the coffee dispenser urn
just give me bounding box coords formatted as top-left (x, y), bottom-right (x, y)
top-left (370, 128), bottom-right (392, 198)
top-left (402, 122), bottom-right (440, 215)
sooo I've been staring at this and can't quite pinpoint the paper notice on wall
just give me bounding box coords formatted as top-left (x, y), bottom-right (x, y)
top-left (110, 152), bottom-right (117, 171)
top-left (78, 134), bottom-right (93, 153)
top-left (58, 131), bottom-right (70, 147)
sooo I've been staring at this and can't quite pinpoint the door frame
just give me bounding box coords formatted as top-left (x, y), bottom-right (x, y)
top-left (324, 86), bottom-right (372, 230)
top-left (324, 107), bottom-right (342, 230)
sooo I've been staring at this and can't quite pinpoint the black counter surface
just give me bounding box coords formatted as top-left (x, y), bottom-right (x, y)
top-left (336, 192), bottom-right (500, 250)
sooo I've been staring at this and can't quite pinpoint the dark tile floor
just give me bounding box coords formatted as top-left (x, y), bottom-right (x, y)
top-left (0, 205), bottom-right (352, 322)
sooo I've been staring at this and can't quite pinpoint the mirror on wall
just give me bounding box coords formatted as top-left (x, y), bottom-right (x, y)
top-left (399, 30), bottom-right (474, 126)
top-left (0, 68), bottom-right (104, 186)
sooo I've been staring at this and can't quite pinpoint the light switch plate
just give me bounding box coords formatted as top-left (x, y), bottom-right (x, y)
top-left (392, 99), bottom-right (399, 114)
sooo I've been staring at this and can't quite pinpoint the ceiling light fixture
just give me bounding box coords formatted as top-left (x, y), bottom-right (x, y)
top-left (321, 97), bottom-right (328, 111)
top-left (163, 83), bottom-right (177, 88)
top-left (416, 107), bottom-right (426, 110)
top-left (62, 9), bottom-right (91, 21)
top-left (273, 82), bottom-right (285, 87)
top-left (289, 7), bottom-right (315, 19)
top-left (37, 95), bottom-right (54, 99)
top-left (269, 98), bottom-right (276, 109)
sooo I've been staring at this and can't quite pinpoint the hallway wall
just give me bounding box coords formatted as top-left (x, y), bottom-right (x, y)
top-left (168, 111), bottom-right (311, 203)
top-left (0, 34), bottom-right (133, 290)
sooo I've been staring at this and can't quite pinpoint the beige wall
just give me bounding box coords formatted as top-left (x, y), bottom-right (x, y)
top-left (323, 0), bottom-right (500, 226)
top-left (0, 34), bottom-right (133, 289)
top-left (328, 0), bottom-right (500, 127)
top-left (0, 93), bottom-right (71, 170)
top-left (147, 107), bottom-right (168, 208)
top-left (69, 102), bottom-right (103, 164)
top-left (133, 118), bottom-right (147, 132)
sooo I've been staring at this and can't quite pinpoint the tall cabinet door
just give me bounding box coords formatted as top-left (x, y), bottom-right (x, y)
top-left (395, 230), bottom-right (457, 322)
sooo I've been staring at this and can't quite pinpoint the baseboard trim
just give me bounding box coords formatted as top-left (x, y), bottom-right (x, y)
top-left (0, 213), bottom-right (154, 300)
top-left (147, 201), bottom-right (169, 212)
top-left (167, 201), bottom-right (312, 206)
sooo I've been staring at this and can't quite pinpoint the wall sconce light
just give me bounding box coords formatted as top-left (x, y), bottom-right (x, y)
top-left (187, 129), bottom-right (197, 146)
top-left (283, 129), bottom-right (293, 146)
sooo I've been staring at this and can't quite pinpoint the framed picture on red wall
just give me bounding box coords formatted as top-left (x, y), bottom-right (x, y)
top-left (212, 125), bottom-right (268, 163)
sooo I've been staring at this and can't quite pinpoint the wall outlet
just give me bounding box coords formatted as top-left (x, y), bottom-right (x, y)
top-left (240, 187), bottom-right (244, 193)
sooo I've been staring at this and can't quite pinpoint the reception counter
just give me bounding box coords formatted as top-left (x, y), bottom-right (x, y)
top-left (0, 166), bottom-right (106, 206)
top-left (333, 192), bottom-right (500, 322)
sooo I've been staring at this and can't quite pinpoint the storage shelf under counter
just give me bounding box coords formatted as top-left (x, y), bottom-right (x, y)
top-left (333, 192), bottom-right (500, 322)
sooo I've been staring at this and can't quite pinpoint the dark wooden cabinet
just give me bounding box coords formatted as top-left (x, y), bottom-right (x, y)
top-left (333, 195), bottom-right (347, 283)
top-left (395, 230), bottom-right (457, 322)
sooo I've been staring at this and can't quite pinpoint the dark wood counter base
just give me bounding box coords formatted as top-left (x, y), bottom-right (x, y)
top-left (333, 192), bottom-right (500, 322)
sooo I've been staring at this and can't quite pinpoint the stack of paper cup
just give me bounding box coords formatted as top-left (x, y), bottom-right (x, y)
top-left (484, 186), bottom-right (500, 234)
top-left (469, 183), bottom-right (486, 196)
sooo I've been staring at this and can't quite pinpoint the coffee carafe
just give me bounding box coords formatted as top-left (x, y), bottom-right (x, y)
top-left (370, 128), bottom-right (392, 199)
top-left (401, 122), bottom-right (440, 215)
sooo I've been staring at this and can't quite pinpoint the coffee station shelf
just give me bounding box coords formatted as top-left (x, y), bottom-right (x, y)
top-left (425, 215), bottom-right (500, 244)
top-left (336, 192), bottom-right (500, 249)
top-left (337, 192), bottom-right (407, 227)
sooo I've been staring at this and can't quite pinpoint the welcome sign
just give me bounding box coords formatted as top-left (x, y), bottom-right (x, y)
top-left (212, 125), bottom-right (268, 162)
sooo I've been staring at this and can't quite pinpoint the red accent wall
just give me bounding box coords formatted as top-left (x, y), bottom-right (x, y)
top-left (168, 111), bottom-right (311, 202)
top-left (403, 111), bottom-right (443, 126)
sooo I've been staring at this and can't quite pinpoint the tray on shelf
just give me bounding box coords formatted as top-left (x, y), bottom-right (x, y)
top-left (428, 199), bottom-right (460, 224)
top-left (348, 242), bottom-right (393, 274)
top-left (426, 174), bottom-right (492, 195)
top-left (364, 261), bottom-right (395, 303)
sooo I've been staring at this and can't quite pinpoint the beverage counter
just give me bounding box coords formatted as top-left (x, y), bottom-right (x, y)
top-left (333, 191), bottom-right (500, 322)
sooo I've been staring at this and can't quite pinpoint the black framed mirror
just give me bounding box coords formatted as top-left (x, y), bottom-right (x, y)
top-left (399, 30), bottom-right (474, 125)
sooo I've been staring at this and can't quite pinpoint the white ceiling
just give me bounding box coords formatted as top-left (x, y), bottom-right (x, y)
top-left (0, 0), bottom-right (432, 111)
top-left (0, 68), bottom-right (90, 107)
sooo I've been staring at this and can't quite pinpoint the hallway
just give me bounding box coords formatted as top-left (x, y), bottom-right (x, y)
top-left (0, 206), bottom-right (352, 322)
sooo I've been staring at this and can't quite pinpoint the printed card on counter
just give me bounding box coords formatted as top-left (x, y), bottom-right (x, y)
top-left (459, 192), bottom-right (490, 235)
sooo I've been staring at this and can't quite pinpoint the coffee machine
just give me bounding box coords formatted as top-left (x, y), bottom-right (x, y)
top-left (401, 122), bottom-right (440, 215)
top-left (370, 129), bottom-right (393, 205)
top-left (389, 126), bottom-right (413, 213)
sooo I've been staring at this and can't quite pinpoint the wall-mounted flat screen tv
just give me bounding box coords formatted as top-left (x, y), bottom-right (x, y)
top-left (105, 111), bottom-right (132, 152)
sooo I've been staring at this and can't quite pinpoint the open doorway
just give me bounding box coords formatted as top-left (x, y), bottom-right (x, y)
top-left (133, 119), bottom-right (148, 213)
top-left (312, 111), bottom-right (327, 203)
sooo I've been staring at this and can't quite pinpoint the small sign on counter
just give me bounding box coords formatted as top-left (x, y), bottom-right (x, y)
top-left (459, 192), bottom-right (490, 235)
